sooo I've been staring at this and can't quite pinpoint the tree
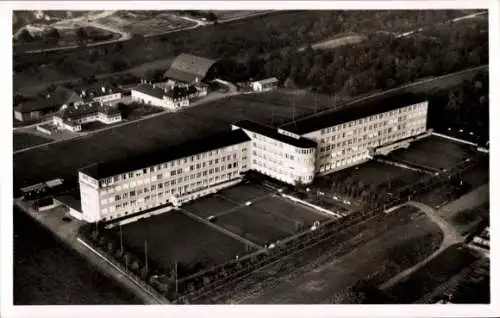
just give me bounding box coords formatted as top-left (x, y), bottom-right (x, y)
top-left (17, 29), bottom-right (35, 42)
top-left (45, 28), bottom-right (60, 43)
top-left (76, 27), bottom-right (87, 41)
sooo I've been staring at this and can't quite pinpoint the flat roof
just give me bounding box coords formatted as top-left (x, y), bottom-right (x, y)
top-left (234, 120), bottom-right (317, 149)
top-left (132, 84), bottom-right (166, 99)
top-left (79, 129), bottom-right (251, 180)
top-left (55, 193), bottom-right (82, 212)
top-left (280, 93), bottom-right (427, 135)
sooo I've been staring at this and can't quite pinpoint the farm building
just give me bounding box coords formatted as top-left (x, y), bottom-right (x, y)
top-left (52, 102), bottom-right (122, 132)
top-left (76, 93), bottom-right (430, 224)
top-left (14, 86), bottom-right (82, 122)
top-left (78, 83), bottom-right (123, 104)
top-left (131, 83), bottom-right (199, 110)
top-left (251, 77), bottom-right (279, 92)
top-left (164, 53), bottom-right (220, 85)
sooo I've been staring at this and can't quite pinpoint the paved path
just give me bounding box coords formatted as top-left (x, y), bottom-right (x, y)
top-left (380, 201), bottom-right (463, 290)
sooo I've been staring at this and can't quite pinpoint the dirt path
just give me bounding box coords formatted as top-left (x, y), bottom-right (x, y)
top-left (379, 201), bottom-right (463, 290)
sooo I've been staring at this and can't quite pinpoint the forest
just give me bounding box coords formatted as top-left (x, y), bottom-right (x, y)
top-left (229, 18), bottom-right (488, 98)
top-left (14, 10), bottom-right (479, 85)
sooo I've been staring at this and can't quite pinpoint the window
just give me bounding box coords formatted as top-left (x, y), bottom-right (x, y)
top-left (113, 176), bottom-right (119, 182)
top-left (130, 190), bottom-right (136, 197)
top-left (123, 193), bottom-right (129, 199)
top-left (177, 169), bottom-right (182, 174)
top-left (158, 183), bottom-right (163, 189)
top-left (150, 167), bottom-right (154, 173)
top-left (122, 174), bottom-right (127, 180)
top-left (144, 188), bottom-right (149, 193)
top-left (209, 169), bottom-right (214, 174)
top-left (143, 169), bottom-right (147, 174)
top-left (171, 180), bottom-right (176, 185)
top-left (115, 195), bottom-right (121, 201)
top-left (151, 185), bottom-right (156, 191)
top-left (196, 163), bottom-right (201, 169)
top-left (157, 173), bottom-right (163, 179)
top-left (190, 165), bottom-right (194, 171)
top-left (128, 172), bottom-right (134, 178)
top-left (215, 159), bottom-right (219, 164)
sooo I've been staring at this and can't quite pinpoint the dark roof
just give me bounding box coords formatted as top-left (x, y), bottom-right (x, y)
top-left (234, 120), bottom-right (317, 149)
top-left (79, 129), bottom-right (251, 180)
top-left (164, 53), bottom-right (217, 83)
top-left (55, 193), bottom-right (82, 212)
top-left (165, 85), bottom-right (197, 99)
top-left (79, 83), bottom-right (122, 100)
top-left (132, 84), bottom-right (166, 99)
top-left (256, 77), bottom-right (279, 85)
top-left (15, 87), bottom-right (82, 113)
top-left (54, 102), bottom-right (120, 121)
top-left (280, 93), bottom-right (427, 135)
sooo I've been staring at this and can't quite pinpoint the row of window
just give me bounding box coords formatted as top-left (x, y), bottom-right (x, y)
top-left (102, 171), bottom-right (241, 211)
top-left (100, 162), bottom-right (241, 198)
top-left (252, 159), bottom-right (309, 181)
top-left (99, 148), bottom-right (245, 186)
top-left (319, 105), bottom-right (426, 136)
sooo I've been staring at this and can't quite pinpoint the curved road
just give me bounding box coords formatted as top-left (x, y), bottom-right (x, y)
top-left (379, 201), bottom-right (463, 290)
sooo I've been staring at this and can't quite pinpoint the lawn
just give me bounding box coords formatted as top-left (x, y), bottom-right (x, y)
top-left (182, 194), bottom-right (239, 219)
top-left (216, 182), bottom-right (272, 204)
top-left (389, 136), bottom-right (476, 172)
top-left (14, 91), bottom-right (333, 188)
top-left (13, 132), bottom-right (52, 151)
top-left (385, 244), bottom-right (480, 303)
top-left (214, 206), bottom-right (296, 246)
top-left (253, 196), bottom-right (329, 225)
top-left (116, 210), bottom-right (249, 277)
top-left (117, 102), bottom-right (165, 121)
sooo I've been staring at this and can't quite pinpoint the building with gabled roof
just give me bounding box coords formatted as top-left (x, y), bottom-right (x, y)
top-left (131, 83), bottom-right (198, 110)
top-left (14, 86), bottom-right (82, 122)
top-left (78, 83), bottom-right (123, 103)
top-left (251, 77), bottom-right (280, 92)
top-left (52, 102), bottom-right (122, 132)
top-left (164, 53), bottom-right (219, 85)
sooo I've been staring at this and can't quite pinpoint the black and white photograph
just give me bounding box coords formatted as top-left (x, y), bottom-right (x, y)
top-left (2, 1), bottom-right (498, 317)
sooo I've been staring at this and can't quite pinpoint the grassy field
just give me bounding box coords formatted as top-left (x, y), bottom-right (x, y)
top-left (389, 136), bottom-right (476, 172)
top-left (115, 210), bottom-right (249, 277)
top-left (212, 11), bottom-right (263, 21)
top-left (13, 132), bottom-right (52, 151)
top-left (308, 34), bottom-right (366, 51)
top-left (385, 244), bottom-right (480, 303)
top-left (97, 12), bottom-right (194, 36)
top-left (216, 182), bottom-right (271, 204)
top-left (214, 207), bottom-right (296, 246)
top-left (232, 205), bottom-right (443, 304)
top-left (253, 196), bottom-right (329, 225)
top-left (14, 92), bottom-right (332, 188)
top-left (183, 194), bottom-right (239, 219)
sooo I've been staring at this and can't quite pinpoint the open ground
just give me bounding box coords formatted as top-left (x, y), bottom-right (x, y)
top-left (183, 182), bottom-right (331, 247)
top-left (115, 210), bottom-right (251, 277)
top-left (206, 205), bottom-right (442, 304)
top-left (388, 135), bottom-right (477, 172)
top-left (13, 132), bottom-right (52, 151)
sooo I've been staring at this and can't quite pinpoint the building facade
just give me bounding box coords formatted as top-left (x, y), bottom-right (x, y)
top-left (52, 102), bottom-right (122, 132)
top-left (131, 84), bottom-right (195, 110)
top-left (79, 130), bottom-right (251, 223)
top-left (251, 77), bottom-right (279, 92)
top-left (77, 93), bottom-right (429, 223)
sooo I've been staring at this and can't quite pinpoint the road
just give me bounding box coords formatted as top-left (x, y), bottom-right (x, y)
top-left (379, 201), bottom-right (464, 290)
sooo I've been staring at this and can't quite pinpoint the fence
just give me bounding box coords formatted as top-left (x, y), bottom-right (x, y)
top-left (77, 235), bottom-right (169, 304)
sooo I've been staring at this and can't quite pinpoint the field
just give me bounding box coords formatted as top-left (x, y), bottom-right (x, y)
top-left (13, 92), bottom-right (335, 188)
top-left (97, 11), bottom-right (195, 36)
top-left (385, 244), bottom-right (481, 303)
top-left (389, 136), bottom-right (476, 172)
top-left (183, 182), bottom-right (329, 247)
top-left (306, 34), bottom-right (367, 51)
top-left (212, 11), bottom-right (264, 22)
top-left (116, 210), bottom-right (249, 276)
top-left (13, 132), bottom-right (52, 151)
top-left (230, 205), bottom-right (443, 304)
top-left (117, 102), bottom-right (165, 121)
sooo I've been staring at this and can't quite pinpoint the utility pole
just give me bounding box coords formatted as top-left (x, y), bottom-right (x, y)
top-left (120, 224), bottom-right (123, 254)
top-left (145, 239), bottom-right (148, 274)
top-left (175, 260), bottom-right (178, 294)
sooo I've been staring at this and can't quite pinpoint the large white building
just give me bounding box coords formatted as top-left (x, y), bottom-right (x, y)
top-left (79, 129), bottom-right (251, 223)
top-left (77, 93), bottom-right (429, 223)
top-left (131, 84), bottom-right (197, 110)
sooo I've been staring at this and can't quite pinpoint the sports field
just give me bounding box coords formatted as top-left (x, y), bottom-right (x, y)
top-left (117, 210), bottom-right (249, 276)
top-left (389, 136), bottom-right (476, 172)
top-left (183, 182), bottom-right (330, 247)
